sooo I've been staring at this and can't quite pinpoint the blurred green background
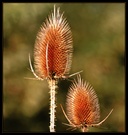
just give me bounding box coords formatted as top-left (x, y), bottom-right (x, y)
top-left (3, 3), bottom-right (125, 133)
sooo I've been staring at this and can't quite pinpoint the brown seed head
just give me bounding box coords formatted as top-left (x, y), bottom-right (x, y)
top-left (34, 6), bottom-right (73, 80)
top-left (66, 75), bottom-right (100, 131)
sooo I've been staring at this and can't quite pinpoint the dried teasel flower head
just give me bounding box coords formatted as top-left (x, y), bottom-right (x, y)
top-left (34, 5), bottom-right (73, 80)
top-left (61, 75), bottom-right (113, 132)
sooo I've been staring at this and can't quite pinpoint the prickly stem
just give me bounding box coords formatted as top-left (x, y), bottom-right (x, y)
top-left (48, 79), bottom-right (57, 132)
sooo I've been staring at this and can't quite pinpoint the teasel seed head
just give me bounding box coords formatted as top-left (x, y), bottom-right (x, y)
top-left (34, 6), bottom-right (73, 80)
top-left (61, 75), bottom-right (113, 132)
top-left (66, 75), bottom-right (100, 131)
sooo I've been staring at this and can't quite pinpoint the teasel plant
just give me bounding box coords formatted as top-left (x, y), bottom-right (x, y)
top-left (61, 75), bottom-right (113, 132)
top-left (27, 5), bottom-right (81, 132)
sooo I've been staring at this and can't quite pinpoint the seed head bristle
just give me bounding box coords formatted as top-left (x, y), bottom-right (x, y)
top-left (66, 75), bottom-right (100, 130)
top-left (34, 6), bottom-right (73, 80)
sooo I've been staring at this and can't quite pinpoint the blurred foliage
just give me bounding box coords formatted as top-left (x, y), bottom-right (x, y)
top-left (3, 3), bottom-right (125, 133)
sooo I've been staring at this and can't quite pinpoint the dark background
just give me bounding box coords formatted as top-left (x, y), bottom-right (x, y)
top-left (3, 3), bottom-right (125, 132)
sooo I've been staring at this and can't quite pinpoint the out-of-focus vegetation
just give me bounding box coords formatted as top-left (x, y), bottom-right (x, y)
top-left (3, 3), bottom-right (125, 132)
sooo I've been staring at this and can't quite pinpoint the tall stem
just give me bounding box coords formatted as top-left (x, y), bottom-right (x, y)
top-left (48, 79), bottom-right (57, 132)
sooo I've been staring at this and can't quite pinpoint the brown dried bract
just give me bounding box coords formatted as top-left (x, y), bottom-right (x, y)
top-left (34, 6), bottom-right (73, 80)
